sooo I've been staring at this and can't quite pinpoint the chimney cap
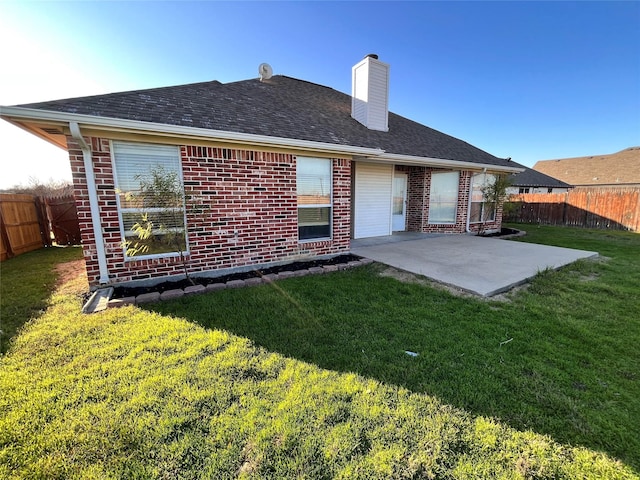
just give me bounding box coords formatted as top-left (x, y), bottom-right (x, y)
top-left (365, 53), bottom-right (379, 60)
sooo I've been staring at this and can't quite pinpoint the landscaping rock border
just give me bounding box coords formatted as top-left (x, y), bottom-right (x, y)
top-left (479, 227), bottom-right (526, 239)
top-left (495, 227), bottom-right (527, 240)
top-left (106, 257), bottom-right (374, 309)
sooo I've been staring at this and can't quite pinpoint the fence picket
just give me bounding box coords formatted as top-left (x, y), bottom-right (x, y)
top-left (505, 187), bottom-right (640, 231)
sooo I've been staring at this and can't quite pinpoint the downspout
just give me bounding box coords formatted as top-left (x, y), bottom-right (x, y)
top-left (466, 168), bottom-right (487, 233)
top-left (69, 122), bottom-right (110, 284)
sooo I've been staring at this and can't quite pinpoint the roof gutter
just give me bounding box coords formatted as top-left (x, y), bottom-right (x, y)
top-left (0, 106), bottom-right (385, 158)
top-left (69, 122), bottom-right (110, 285)
top-left (358, 153), bottom-right (524, 174)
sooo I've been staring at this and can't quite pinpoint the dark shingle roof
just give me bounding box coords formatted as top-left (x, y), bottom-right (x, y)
top-left (508, 164), bottom-right (572, 188)
top-left (533, 147), bottom-right (640, 186)
top-left (17, 75), bottom-right (513, 168)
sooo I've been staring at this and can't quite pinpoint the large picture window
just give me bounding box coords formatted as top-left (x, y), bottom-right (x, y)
top-left (470, 173), bottom-right (496, 223)
top-left (112, 142), bottom-right (187, 257)
top-left (297, 157), bottom-right (331, 241)
top-left (428, 171), bottom-right (459, 223)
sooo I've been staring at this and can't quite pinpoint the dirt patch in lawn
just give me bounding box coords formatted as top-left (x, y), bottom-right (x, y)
top-left (378, 265), bottom-right (480, 299)
top-left (54, 259), bottom-right (88, 296)
top-left (489, 283), bottom-right (530, 302)
top-left (378, 265), bottom-right (529, 302)
top-left (579, 274), bottom-right (599, 282)
top-left (379, 266), bottom-right (430, 286)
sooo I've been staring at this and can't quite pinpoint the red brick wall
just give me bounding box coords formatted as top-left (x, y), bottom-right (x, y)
top-left (68, 137), bottom-right (351, 287)
top-left (401, 166), bottom-right (502, 234)
top-left (403, 166), bottom-right (426, 232)
top-left (69, 135), bottom-right (502, 287)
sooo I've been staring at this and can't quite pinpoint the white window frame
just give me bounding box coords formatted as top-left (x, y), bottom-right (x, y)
top-left (111, 141), bottom-right (188, 260)
top-left (296, 156), bottom-right (332, 242)
top-left (469, 173), bottom-right (497, 224)
top-left (428, 171), bottom-right (459, 224)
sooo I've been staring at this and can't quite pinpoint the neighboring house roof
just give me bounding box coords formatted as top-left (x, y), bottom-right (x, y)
top-left (508, 164), bottom-right (572, 188)
top-left (533, 147), bottom-right (640, 187)
top-left (4, 75), bottom-right (519, 171)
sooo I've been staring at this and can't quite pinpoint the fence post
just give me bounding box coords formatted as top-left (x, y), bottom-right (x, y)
top-left (584, 191), bottom-right (590, 227)
top-left (635, 190), bottom-right (640, 232)
top-left (35, 196), bottom-right (52, 247)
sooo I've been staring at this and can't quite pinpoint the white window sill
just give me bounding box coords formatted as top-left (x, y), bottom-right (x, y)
top-left (298, 237), bottom-right (332, 244)
top-left (124, 251), bottom-right (188, 262)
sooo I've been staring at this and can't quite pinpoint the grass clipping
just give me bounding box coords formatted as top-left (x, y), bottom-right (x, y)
top-left (0, 286), bottom-right (636, 479)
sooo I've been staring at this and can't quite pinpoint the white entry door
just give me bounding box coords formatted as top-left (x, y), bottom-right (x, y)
top-left (392, 173), bottom-right (407, 231)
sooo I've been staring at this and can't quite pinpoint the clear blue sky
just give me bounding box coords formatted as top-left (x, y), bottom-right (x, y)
top-left (1, 1), bottom-right (638, 188)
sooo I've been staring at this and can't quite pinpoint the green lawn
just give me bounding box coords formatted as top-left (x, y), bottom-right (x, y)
top-left (0, 246), bottom-right (83, 354)
top-left (0, 226), bottom-right (638, 478)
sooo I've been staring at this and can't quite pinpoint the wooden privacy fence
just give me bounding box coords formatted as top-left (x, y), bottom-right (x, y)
top-left (0, 194), bottom-right (81, 261)
top-left (44, 195), bottom-right (82, 246)
top-left (0, 194), bottom-right (45, 261)
top-left (504, 187), bottom-right (640, 232)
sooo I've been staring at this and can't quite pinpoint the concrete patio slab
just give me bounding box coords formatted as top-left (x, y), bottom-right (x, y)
top-left (351, 234), bottom-right (598, 297)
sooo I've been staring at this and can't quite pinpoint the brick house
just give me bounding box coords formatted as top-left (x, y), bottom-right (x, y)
top-left (0, 56), bottom-right (522, 289)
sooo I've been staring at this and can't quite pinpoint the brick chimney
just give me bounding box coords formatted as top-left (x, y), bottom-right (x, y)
top-left (351, 54), bottom-right (390, 132)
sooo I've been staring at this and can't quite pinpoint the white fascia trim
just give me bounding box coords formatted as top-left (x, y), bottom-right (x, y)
top-left (357, 153), bottom-right (524, 173)
top-left (0, 106), bottom-right (385, 157)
